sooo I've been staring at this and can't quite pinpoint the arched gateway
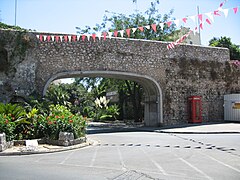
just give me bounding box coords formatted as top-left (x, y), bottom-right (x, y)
top-left (43, 71), bottom-right (163, 126)
top-left (1, 30), bottom-right (238, 126)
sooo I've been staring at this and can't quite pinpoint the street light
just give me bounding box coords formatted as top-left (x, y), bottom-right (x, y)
top-left (14, 0), bottom-right (17, 26)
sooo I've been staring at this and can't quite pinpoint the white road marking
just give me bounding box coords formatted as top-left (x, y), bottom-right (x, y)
top-left (141, 148), bottom-right (168, 176)
top-left (179, 158), bottom-right (213, 180)
top-left (117, 147), bottom-right (127, 171)
top-left (59, 151), bottom-right (75, 164)
top-left (90, 145), bottom-right (99, 167)
top-left (202, 153), bottom-right (240, 173)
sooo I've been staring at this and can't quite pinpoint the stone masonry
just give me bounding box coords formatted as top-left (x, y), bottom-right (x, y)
top-left (0, 30), bottom-right (239, 126)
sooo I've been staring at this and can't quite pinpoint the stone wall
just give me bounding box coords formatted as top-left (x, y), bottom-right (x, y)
top-left (0, 30), bottom-right (239, 126)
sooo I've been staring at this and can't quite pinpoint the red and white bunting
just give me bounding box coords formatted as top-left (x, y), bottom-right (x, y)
top-left (114, 31), bottom-right (118, 37)
top-left (173, 19), bottom-right (180, 28)
top-left (151, 24), bottom-right (157, 32)
top-left (159, 23), bottom-right (164, 30)
top-left (108, 32), bottom-right (113, 39)
top-left (205, 12), bottom-right (214, 22)
top-left (182, 17), bottom-right (187, 23)
top-left (206, 18), bottom-right (212, 25)
top-left (132, 28), bottom-right (137, 33)
top-left (126, 29), bottom-right (131, 37)
top-left (102, 32), bottom-right (107, 40)
top-left (92, 34), bottom-right (96, 42)
top-left (82, 35), bottom-right (86, 41)
top-left (138, 26), bottom-right (144, 32)
top-left (119, 30), bottom-right (124, 37)
top-left (233, 7), bottom-right (238, 14)
top-left (166, 21), bottom-right (172, 27)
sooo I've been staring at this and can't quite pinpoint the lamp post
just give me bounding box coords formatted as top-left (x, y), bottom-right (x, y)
top-left (14, 0), bottom-right (17, 26)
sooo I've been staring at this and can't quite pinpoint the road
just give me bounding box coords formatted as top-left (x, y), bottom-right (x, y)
top-left (0, 131), bottom-right (240, 179)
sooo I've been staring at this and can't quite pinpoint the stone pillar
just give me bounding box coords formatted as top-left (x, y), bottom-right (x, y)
top-left (0, 133), bottom-right (7, 152)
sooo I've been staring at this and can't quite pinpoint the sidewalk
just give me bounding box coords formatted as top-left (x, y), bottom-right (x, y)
top-left (154, 122), bottom-right (240, 134)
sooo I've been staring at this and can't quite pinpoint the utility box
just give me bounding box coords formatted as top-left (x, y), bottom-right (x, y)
top-left (224, 94), bottom-right (240, 122)
top-left (188, 96), bottom-right (202, 123)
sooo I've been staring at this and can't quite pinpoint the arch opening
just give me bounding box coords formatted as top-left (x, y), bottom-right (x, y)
top-left (43, 71), bottom-right (163, 126)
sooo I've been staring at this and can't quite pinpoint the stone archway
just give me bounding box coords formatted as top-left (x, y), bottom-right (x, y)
top-left (43, 71), bottom-right (163, 126)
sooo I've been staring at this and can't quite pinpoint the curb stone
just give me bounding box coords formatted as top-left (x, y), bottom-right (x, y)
top-left (0, 139), bottom-right (97, 156)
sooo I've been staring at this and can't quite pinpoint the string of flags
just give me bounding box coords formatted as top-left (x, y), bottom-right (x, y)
top-left (35, 0), bottom-right (238, 51)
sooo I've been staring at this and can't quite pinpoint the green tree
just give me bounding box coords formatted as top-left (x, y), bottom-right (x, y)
top-left (76, 0), bottom-right (178, 122)
top-left (209, 36), bottom-right (240, 60)
top-left (77, 0), bottom-right (176, 41)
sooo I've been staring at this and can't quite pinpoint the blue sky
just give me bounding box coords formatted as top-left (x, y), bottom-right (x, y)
top-left (0, 0), bottom-right (240, 46)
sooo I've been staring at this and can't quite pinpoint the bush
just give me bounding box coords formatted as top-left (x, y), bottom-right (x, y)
top-left (36, 105), bottom-right (87, 140)
top-left (0, 114), bottom-right (16, 141)
top-left (0, 103), bottom-right (87, 141)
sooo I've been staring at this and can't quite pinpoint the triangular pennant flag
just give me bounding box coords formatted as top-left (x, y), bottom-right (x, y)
top-left (214, 10), bottom-right (221, 16)
top-left (220, 2), bottom-right (223, 7)
top-left (97, 32), bottom-right (102, 40)
top-left (200, 23), bottom-right (203, 30)
top-left (126, 29), bottom-right (131, 37)
top-left (81, 35), bottom-right (86, 41)
top-left (233, 7), bottom-right (238, 14)
top-left (77, 35), bottom-right (81, 41)
top-left (102, 32), bottom-right (107, 40)
top-left (119, 30), bottom-right (124, 37)
top-left (159, 23), bottom-right (164, 30)
top-left (68, 36), bottom-right (72, 42)
top-left (59, 36), bottom-right (63, 42)
top-left (193, 27), bottom-right (198, 35)
top-left (189, 16), bottom-right (196, 23)
top-left (51, 35), bottom-right (55, 41)
top-left (108, 32), bottom-right (113, 39)
top-left (145, 25), bottom-right (150, 29)
top-left (39, 35), bottom-right (43, 42)
top-left (92, 34), bottom-right (96, 42)
top-left (182, 17), bottom-right (187, 23)
top-left (43, 35), bottom-right (47, 41)
top-left (138, 26), bottom-right (144, 32)
top-left (151, 24), bottom-right (157, 32)
top-left (86, 34), bottom-right (91, 41)
top-left (173, 19), bottom-right (180, 27)
top-left (55, 36), bottom-right (59, 42)
top-left (222, 8), bottom-right (229, 17)
top-left (132, 28), bottom-right (137, 33)
top-left (198, 14), bottom-right (203, 22)
top-left (72, 35), bottom-right (77, 42)
top-left (114, 31), bottom-right (118, 37)
top-left (36, 35), bottom-right (40, 40)
top-left (166, 21), bottom-right (172, 27)
top-left (205, 12), bottom-right (214, 22)
top-left (206, 18), bottom-right (212, 25)
top-left (64, 36), bottom-right (68, 42)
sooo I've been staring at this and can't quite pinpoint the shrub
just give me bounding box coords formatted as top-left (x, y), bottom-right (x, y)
top-left (0, 114), bottom-right (16, 141)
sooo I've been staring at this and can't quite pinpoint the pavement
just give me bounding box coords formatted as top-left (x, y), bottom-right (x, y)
top-left (1, 121), bottom-right (239, 156)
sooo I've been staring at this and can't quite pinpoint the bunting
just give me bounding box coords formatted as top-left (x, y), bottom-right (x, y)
top-left (35, 0), bottom-right (238, 50)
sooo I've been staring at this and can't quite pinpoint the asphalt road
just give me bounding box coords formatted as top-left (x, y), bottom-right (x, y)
top-left (0, 132), bottom-right (240, 180)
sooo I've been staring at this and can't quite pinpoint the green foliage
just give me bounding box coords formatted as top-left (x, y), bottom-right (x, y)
top-left (77, 0), bottom-right (176, 41)
top-left (0, 114), bottom-right (16, 141)
top-left (0, 22), bottom-right (25, 31)
top-left (209, 36), bottom-right (240, 60)
top-left (38, 105), bottom-right (87, 140)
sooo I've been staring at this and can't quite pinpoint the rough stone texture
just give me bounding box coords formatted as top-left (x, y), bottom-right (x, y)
top-left (0, 30), bottom-right (239, 126)
top-left (0, 133), bottom-right (6, 152)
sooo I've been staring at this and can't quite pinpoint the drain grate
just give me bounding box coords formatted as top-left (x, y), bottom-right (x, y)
top-left (111, 170), bottom-right (158, 180)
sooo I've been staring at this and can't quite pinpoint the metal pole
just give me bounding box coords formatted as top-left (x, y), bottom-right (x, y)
top-left (15, 0), bottom-right (17, 26)
top-left (197, 6), bottom-right (201, 45)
